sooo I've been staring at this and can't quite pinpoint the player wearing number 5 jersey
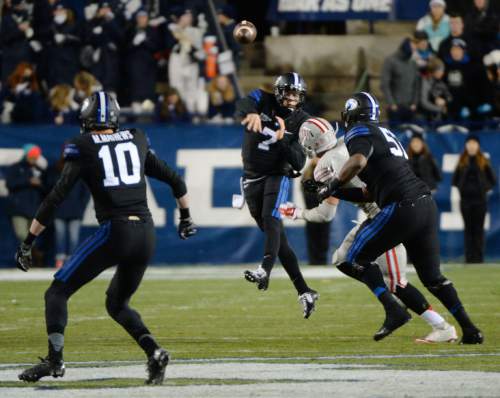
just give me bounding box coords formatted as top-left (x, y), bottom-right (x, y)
top-left (315, 92), bottom-right (482, 344)
top-left (236, 72), bottom-right (319, 318)
top-left (15, 91), bottom-right (197, 384)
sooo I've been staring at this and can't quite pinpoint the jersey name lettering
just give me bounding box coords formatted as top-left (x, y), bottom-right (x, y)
top-left (92, 131), bottom-right (134, 144)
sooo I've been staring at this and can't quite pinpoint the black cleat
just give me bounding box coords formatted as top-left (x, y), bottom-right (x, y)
top-left (146, 348), bottom-right (170, 385)
top-left (18, 357), bottom-right (65, 382)
top-left (244, 267), bottom-right (269, 291)
top-left (299, 290), bottom-right (319, 319)
top-left (373, 306), bottom-right (411, 341)
top-left (460, 329), bottom-right (484, 344)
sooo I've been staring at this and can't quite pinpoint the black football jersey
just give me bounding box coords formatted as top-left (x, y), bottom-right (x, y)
top-left (237, 89), bottom-right (308, 178)
top-left (344, 122), bottom-right (430, 208)
top-left (35, 128), bottom-right (186, 225)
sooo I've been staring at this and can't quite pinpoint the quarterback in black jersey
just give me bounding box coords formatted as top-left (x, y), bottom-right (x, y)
top-left (317, 91), bottom-right (482, 344)
top-left (236, 72), bottom-right (319, 318)
top-left (15, 92), bottom-right (197, 384)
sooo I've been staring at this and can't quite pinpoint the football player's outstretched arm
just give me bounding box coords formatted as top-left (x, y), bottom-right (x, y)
top-left (15, 161), bottom-right (82, 272)
top-left (236, 89), bottom-right (264, 133)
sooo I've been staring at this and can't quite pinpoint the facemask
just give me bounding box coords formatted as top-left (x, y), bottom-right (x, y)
top-left (54, 13), bottom-right (67, 25)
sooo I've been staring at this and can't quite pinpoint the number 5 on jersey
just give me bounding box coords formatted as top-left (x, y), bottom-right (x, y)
top-left (379, 127), bottom-right (408, 159)
top-left (98, 142), bottom-right (141, 187)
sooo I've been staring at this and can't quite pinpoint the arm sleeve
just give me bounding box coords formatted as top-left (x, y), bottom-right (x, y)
top-left (145, 150), bottom-right (187, 198)
top-left (235, 89), bottom-right (262, 118)
top-left (346, 136), bottom-right (373, 158)
top-left (301, 201), bottom-right (338, 223)
top-left (35, 161), bottom-right (82, 226)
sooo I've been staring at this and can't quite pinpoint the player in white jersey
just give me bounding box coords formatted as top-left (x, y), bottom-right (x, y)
top-left (280, 117), bottom-right (457, 342)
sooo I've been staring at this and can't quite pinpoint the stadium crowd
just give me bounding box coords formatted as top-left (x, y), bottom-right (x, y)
top-left (381, 0), bottom-right (500, 128)
top-left (0, 0), bottom-right (240, 125)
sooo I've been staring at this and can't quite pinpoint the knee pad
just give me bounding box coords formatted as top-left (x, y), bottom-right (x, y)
top-left (336, 261), bottom-right (365, 282)
top-left (44, 280), bottom-right (72, 303)
top-left (426, 276), bottom-right (452, 293)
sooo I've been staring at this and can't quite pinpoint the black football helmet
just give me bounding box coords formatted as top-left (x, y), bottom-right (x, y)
top-left (80, 91), bottom-right (120, 133)
top-left (274, 72), bottom-right (307, 108)
top-left (341, 91), bottom-right (380, 127)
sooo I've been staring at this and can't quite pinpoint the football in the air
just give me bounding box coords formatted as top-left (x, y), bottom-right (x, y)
top-left (233, 20), bottom-right (257, 44)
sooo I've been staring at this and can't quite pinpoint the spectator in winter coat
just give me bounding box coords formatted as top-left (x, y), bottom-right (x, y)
top-left (48, 84), bottom-right (79, 125)
top-left (412, 30), bottom-right (435, 75)
top-left (167, 7), bottom-right (208, 120)
top-left (420, 57), bottom-right (452, 121)
top-left (438, 14), bottom-right (475, 61)
top-left (42, 4), bottom-right (82, 88)
top-left (452, 135), bottom-right (497, 263)
top-left (407, 133), bottom-right (442, 192)
top-left (464, 0), bottom-right (499, 57)
top-left (45, 152), bottom-right (90, 268)
top-left (5, 144), bottom-right (46, 243)
top-left (0, 62), bottom-right (47, 124)
top-left (85, 1), bottom-right (124, 93)
top-left (381, 38), bottom-right (420, 124)
top-left (483, 50), bottom-right (500, 117)
top-left (0, 0), bottom-right (36, 85)
top-left (443, 39), bottom-right (494, 121)
top-left (216, 5), bottom-right (241, 70)
top-left (416, 0), bottom-right (451, 52)
top-left (126, 10), bottom-right (160, 106)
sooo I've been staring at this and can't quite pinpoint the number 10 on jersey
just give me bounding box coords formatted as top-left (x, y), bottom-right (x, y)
top-left (98, 142), bottom-right (141, 187)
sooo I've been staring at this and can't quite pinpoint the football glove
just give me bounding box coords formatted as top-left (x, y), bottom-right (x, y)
top-left (302, 179), bottom-right (325, 194)
top-left (178, 217), bottom-right (197, 240)
top-left (15, 243), bottom-right (32, 272)
top-left (279, 202), bottom-right (302, 220)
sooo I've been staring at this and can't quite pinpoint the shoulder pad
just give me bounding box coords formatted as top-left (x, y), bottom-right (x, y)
top-left (344, 124), bottom-right (371, 145)
top-left (63, 142), bottom-right (80, 160)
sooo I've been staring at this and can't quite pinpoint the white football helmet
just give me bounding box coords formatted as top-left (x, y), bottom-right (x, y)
top-left (299, 117), bottom-right (338, 158)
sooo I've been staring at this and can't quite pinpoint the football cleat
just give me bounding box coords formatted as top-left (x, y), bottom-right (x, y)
top-left (145, 348), bottom-right (170, 385)
top-left (18, 357), bottom-right (65, 382)
top-left (299, 290), bottom-right (319, 319)
top-left (415, 323), bottom-right (458, 343)
top-left (373, 305), bottom-right (411, 341)
top-left (244, 267), bottom-right (269, 290)
top-left (460, 328), bottom-right (484, 345)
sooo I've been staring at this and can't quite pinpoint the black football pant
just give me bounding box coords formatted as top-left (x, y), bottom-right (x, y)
top-left (460, 200), bottom-right (486, 263)
top-left (244, 175), bottom-right (310, 294)
top-left (346, 195), bottom-right (477, 332)
top-left (44, 217), bottom-right (160, 357)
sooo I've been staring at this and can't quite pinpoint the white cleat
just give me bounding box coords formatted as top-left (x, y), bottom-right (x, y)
top-left (416, 323), bottom-right (458, 343)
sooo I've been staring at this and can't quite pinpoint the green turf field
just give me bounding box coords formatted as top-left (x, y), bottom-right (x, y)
top-left (1, 264), bottom-right (499, 374)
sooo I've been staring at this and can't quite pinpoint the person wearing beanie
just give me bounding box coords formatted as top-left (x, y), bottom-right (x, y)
top-left (416, 0), bottom-right (451, 52)
top-left (452, 135), bottom-right (497, 263)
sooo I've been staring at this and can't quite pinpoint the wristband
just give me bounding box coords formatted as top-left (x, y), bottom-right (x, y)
top-left (24, 232), bottom-right (37, 246)
top-left (180, 208), bottom-right (190, 220)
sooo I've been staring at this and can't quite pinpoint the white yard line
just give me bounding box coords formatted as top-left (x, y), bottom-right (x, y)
top-left (0, 266), bottom-right (348, 281)
top-left (1, 362), bottom-right (500, 398)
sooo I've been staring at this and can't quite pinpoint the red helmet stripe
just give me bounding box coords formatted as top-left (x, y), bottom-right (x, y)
top-left (308, 118), bottom-right (328, 133)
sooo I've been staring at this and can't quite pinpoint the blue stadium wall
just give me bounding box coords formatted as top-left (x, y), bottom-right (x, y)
top-left (0, 125), bottom-right (499, 267)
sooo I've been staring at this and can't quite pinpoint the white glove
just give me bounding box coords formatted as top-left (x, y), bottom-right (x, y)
top-left (314, 163), bottom-right (337, 184)
top-left (54, 33), bottom-right (65, 44)
top-left (93, 26), bottom-right (103, 35)
top-left (279, 202), bottom-right (303, 220)
top-left (133, 31), bottom-right (146, 46)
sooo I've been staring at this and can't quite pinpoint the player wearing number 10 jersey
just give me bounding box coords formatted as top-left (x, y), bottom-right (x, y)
top-left (15, 91), bottom-right (197, 384)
